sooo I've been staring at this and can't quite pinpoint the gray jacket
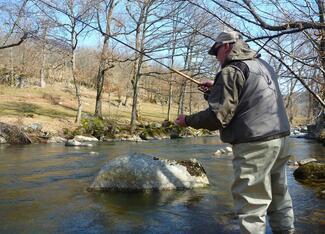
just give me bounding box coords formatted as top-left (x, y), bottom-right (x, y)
top-left (185, 40), bottom-right (290, 144)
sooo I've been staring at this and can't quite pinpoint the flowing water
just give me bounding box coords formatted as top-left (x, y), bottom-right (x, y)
top-left (0, 137), bottom-right (324, 233)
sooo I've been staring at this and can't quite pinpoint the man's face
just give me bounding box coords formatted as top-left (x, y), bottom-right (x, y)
top-left (216, 43), bottom-right (232, 65)
top-left (216, 44), bottom-right (227, 65)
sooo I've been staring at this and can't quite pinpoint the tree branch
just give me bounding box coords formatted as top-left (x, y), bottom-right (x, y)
top-left (243, 0), bottom-right (325, 30)
top-left (0, 32), bottom-right (28, 50)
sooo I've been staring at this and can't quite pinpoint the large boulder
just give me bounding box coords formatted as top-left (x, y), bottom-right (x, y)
top-left (88, 153), bottom-right (209, 191)
top-left (306, 111), bottom-right (325, 144)
top-left (293, 162), bottom-right (325, 182)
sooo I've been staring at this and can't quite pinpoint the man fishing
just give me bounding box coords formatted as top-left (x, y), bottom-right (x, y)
top-left (175, 31), bottom-right (295, 234)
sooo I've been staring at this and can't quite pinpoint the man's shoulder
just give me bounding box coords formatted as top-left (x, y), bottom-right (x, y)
top-left (223, 60), bottom-right (250, 80)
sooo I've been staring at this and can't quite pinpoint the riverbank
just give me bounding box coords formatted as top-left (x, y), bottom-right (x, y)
top-left (0, 83), bottom-right (187, 135)
top-left (0, 119), bottom-right (217, 145)
top-left (0, 82), bottom-right (217, 144)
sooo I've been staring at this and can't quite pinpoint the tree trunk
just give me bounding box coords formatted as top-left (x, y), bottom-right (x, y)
top-left (130, 2), bottom-right (149, 131)
top-left (39, 43), bottom-right (46, 88)
top-left (95, 64), bottom-right (105, 118)
top-left (39, 27), bottom-right (48, 88)
top-left (95, 0), bottom-right (116, 118)
top-left (10, 48), bottom-right (14, 86)
top-left (73, 67), bottom-right (82, 124)
top-left (130, 56), bottom-right (142, 129)
top-left (71, 29), bottom-right (82, 124)
top-left (167, 14), bottom-right (178, 121)
top-left (177, 31), bottom-right (195, 115)
top-left (317, 0), bottom-right (325, 100)
top-left (187, 42), bottom-right (194, 115)
top-left (178, 81), bottom-right (186, 115)
top-left (189, 82), bottom-right (193, 115)
top-left (167, 78), bottom-right (173, 120)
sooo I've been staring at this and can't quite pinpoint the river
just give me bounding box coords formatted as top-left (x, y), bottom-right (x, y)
top-left (0, 137), bottom-right (324, 233)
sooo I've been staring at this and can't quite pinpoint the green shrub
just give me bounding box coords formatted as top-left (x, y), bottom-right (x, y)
top-left (76, 117), bottom-right (119, 139)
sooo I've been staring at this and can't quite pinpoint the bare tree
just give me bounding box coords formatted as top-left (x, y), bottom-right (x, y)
top-left (36, 0), bottom-right (95, 123)
top-left (183, 0), bottom-right (325, 111)
top-left (37, 18), bottom-right (53, 88)
top-left (166, 12), bottom-right (179, 121)
top-left (0, 0), bottom-right (32, 50)
top-left (94, 0), bottom-right (121, 118)
top-left (126, 0), bottom-right (175, 129)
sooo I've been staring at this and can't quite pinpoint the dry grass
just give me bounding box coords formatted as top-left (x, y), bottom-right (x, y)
top-left (0, 83), bottom-right (179, 133)
top-left (292, 116), bottom-right (309, 126)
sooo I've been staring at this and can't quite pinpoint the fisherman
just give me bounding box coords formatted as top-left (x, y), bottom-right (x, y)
top-left (175, 31), bottom-right (295, 234)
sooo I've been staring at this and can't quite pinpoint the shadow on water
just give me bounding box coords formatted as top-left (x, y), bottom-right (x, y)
top-left (0, 137), bottom-right (324, 233)
top-left (84, 189), bottom-right (238, 233)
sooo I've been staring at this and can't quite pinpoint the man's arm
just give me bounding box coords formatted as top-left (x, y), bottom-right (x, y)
top-left (184, 65), bottom-right (246, 130)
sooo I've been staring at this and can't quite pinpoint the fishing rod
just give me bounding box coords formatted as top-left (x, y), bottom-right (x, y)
top-left (32, 0), bottom-right (202, 86)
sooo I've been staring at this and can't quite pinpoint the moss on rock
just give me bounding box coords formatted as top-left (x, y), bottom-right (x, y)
top-left (293, 162), bottom-right (325, 182)
top-left (177, 159), bottom-right (207, 177)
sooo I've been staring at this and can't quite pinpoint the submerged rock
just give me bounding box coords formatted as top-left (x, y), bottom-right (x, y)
top-left (88, 153), bottom-right (209, 191)
top-left (214, 146), bottom-right (233, 156)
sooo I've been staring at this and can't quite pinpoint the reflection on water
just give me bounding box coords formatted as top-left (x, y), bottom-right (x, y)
top-left (0, 137), bottom-right (324, 233)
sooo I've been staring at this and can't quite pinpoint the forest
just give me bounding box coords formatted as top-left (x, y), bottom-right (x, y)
top-left (0, 0), bottom-right (324, 132)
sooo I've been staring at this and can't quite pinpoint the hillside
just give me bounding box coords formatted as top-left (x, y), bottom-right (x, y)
top-left (0, 83), bottom-right (182, 134)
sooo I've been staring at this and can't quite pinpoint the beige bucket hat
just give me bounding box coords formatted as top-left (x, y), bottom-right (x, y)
top-left (208, 31), bottom-right (243, 55)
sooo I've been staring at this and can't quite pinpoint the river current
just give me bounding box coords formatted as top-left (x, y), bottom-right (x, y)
top-left (0, 137), bottom-right (324, 233)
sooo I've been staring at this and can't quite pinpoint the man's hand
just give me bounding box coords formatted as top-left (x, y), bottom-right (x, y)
top-left (198, 80), bottom-right (214, 93)
top-left (175, 114), bottom-right (187, 127)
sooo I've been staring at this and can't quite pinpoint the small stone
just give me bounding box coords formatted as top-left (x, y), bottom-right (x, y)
top-left (152, 123), bottom-right (162, 128)
top-left (214, 146), bottom-right (232, 156)
top-left (47, 136), bottom-right (66, 143)
top-left (65, 139), bottom-right (93, 147)
top-left (29, 123), bottom-right (43, 131)
top-left (0, 136), bottom-right (7, 144)
top-left (225, 146), bottom-right (233, 153)
top-left (287, 160), bottom-right (299, 166)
